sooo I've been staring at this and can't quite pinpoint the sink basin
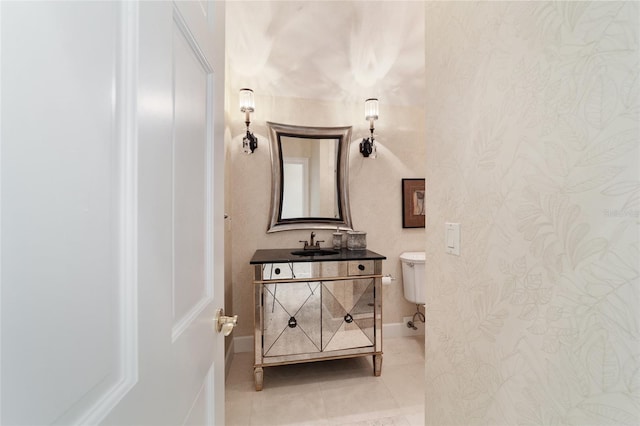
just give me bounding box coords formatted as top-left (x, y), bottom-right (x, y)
top-left (290, 249), bottom-right (339, 256)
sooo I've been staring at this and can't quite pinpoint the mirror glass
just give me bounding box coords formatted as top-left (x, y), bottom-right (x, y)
top-left (267, 122), bottom-right (353, 233)
top-left (281, 136), bottom-right (338, 219)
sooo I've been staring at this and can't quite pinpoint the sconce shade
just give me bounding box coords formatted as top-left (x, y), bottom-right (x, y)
top-left (364, 98), bottom-right (379, 121)
top-left (239, 88), bottom-right (255, 112)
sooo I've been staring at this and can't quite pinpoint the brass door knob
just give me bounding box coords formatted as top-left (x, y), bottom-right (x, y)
top-left (214, 308), bottom-right (238, 336)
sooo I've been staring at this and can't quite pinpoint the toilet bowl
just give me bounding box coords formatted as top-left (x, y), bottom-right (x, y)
top-left (400, 252), bottom-right (426, 305)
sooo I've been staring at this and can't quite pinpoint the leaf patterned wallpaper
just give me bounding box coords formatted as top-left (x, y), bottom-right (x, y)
top-left (424, 2), bottom-right (639, 424)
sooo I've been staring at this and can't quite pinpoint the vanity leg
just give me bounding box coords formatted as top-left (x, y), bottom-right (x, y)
top-left (254, 367), bottom-right (264, 391)
top-left (373, 354), bottom-right (382, 376)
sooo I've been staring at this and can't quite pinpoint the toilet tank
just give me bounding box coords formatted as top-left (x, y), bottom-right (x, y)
top-left (400, 252), bottom-right (426, 305)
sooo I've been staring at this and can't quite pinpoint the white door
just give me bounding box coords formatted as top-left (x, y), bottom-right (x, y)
top-left (0, 1), bottom-right (228, 425)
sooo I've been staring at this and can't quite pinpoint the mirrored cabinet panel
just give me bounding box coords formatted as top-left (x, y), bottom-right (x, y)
top-left (321, 279), bottom-right (375, 352)
top-left (262, 281), bottom-right (322, 357)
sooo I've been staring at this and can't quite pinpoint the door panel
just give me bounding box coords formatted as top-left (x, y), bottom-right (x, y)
top-left (1, 2), bottom-right (135, 424)
top-left (172, 13), bottom-right (210, 335)
top-left (0, 1), bottom-right (226, 424)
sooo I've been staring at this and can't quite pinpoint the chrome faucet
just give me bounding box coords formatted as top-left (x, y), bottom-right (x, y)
top-left (300, 231), bottom-right (324, 250)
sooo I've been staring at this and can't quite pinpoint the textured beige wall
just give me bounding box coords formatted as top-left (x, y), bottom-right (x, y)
top-left (225, 94), bottom-right (426, 337)
top-left (425, 1), bottom-right (639, 424)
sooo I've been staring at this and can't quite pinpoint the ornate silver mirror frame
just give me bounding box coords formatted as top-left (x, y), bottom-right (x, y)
top-left (267, 122), bottom-right (353, 233)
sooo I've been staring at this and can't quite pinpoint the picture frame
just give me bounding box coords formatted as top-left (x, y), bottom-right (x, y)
top-left (402, 178), bottom-right (425, 228)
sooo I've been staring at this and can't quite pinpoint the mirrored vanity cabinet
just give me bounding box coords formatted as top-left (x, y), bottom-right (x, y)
top-left (250, 248), bottom-right (386, 390)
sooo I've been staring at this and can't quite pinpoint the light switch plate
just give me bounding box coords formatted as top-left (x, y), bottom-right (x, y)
top-left (445, 222), bottom-right (460, 255)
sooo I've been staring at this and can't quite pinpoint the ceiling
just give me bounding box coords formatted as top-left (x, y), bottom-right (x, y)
top-left (225, 1), bottom-right (425, 107)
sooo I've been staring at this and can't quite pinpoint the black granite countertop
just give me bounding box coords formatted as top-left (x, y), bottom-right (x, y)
top-left (250, 248), bottom-right (386, 264)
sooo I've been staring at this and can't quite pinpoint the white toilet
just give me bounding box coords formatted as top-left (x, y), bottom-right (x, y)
top-left (400, 251), bottom-right (426, 305)
top-left (400, 251), bottom-right (426, 329)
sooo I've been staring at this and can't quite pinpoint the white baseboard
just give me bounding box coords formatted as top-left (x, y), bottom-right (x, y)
top-left (385, 318), bottom-right (425, 338)
top-left (229, 321), bottom-right (424, 354)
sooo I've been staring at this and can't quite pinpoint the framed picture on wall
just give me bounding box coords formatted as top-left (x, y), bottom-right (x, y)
top-left (402, 178), bottom-right (425, 228)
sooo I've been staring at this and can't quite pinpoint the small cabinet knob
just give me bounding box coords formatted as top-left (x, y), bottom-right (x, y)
top-left (358, 264), bottom-right (365, 271)
top-left (288, 316), bottom-right (297, 328)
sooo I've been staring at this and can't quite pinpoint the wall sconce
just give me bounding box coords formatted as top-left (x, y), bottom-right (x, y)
top-left (360, 98), bottom-right (378, 158)
top-left (240, 88), bottom-right (258, 154)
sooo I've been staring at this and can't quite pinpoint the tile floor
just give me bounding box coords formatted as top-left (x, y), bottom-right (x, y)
top-left (225, 335), bottom-right (425, 426)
